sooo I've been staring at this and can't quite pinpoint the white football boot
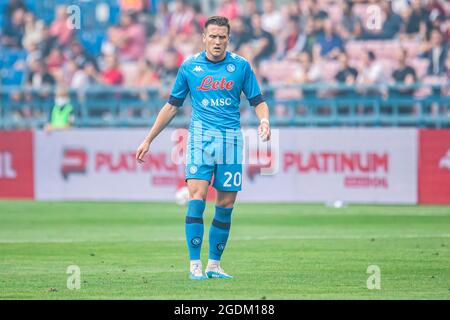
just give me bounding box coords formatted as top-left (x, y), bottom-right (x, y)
top-left (205, 262), bottom-right (233, 279)
top-left (189, 260), bottom-right (207, 280)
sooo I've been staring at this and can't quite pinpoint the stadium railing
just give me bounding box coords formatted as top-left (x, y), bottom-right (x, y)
top-left (0, 82), bottom-right (449, 129)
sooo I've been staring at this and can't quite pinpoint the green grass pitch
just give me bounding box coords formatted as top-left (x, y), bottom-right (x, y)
top-left (0, 200), bottom-right (449, 299)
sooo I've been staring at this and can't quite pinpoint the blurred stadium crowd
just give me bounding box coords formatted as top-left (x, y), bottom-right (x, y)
top-left (0, 0), bottom-right (449, 127)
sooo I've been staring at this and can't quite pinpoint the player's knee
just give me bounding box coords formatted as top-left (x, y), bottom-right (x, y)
top-left (216, 198), bottom-right (235, 208)
top-left (189, 189), bottom-right (207, 201)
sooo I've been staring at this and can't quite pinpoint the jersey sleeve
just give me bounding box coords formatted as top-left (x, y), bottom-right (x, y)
top-left (168, 63), bottom-right (190, 107)
top-left (242, 61), bottom-right (265, 107)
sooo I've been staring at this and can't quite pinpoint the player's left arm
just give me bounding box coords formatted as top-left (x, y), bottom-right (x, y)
top-left (254, 102), bottom-right (270, 142)
top-left (242, 60), bottom-right (271, 141)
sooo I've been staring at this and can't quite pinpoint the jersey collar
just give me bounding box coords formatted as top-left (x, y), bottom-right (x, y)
top-left (204, 51), bottom-right (228, 64)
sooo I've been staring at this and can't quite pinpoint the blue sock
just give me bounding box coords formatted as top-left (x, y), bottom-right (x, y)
top-left (209, 206), bottom-right (233, 261)
top-left (185, 199), bottom-right (206, 261)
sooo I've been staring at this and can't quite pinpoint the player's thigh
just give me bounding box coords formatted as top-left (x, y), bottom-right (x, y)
top-left (213, 163), bottom-right (242, 192)
top-left (216, 190), bottom-right (238, 208)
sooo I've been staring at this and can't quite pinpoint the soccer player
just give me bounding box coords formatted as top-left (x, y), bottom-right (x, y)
top-left (136, 16), bottom-right (271, 280)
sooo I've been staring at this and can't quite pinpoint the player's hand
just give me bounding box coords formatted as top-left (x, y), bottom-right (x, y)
top-left (258, 120), bottom-right (271, 142)
top-left (136, 140), bottom-right (150, 163)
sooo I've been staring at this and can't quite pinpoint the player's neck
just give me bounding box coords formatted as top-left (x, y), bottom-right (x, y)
top-left (205, 51), bottom-right (227, 63)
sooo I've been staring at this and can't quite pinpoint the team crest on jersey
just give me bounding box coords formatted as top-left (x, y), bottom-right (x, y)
top-left (193, 65), bottom-right (204, 72)
top-left (189, 165), bottom-right (198, 174)
top-left (226, 64), bottom-right (236, 73)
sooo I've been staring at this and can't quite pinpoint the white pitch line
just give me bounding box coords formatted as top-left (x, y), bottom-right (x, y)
top-left (0, 234), bottom-right (449, 244)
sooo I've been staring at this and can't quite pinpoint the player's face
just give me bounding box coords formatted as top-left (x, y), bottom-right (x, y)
top-left (203, 25), bottom-right (229, 61)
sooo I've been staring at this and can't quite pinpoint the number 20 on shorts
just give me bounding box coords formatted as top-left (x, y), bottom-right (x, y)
top-left (223, 171), bottom-right (242, 187)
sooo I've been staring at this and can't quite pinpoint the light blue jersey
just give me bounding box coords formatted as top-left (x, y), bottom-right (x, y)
top-left (168, 51), bottom-right (264, 132)
top-left (168, 51), bottom-right (265, 191)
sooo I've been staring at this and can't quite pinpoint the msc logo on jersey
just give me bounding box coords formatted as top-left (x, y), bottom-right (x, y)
top-left (193, 65), bottom-right (204, 72)
top-left (210, 98), bottom-right (232, 107)
top-left (201, 98), bottom-right (232, 107)
top-left (226, 64), bottom-right (236, 73)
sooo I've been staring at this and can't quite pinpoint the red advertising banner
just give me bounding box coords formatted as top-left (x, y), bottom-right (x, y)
top-left (419, 130), bottom-right (450, 204)
top-left (0, 131), bottom-right (34, 199)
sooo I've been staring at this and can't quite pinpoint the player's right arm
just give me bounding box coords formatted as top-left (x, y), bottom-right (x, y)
top-left (136, 103), bottom-right (178, 163)
top-left (136, 61), bottom-right (190, 163)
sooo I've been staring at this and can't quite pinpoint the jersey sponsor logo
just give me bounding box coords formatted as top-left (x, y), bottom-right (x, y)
top-left (439, 149), bottom-right (450, 170)
top-left (226, 63), bottom-right (236, 73)
top-left (210, 98), bottom-right (232, 107)
top-left (192, 65), bottom-right (204, 72)
top-left (200, 98), bottom-right (232, 107)
top-left (196, 76), bottom-right (234, 91)
top-left (201, 99), bottom-right (209, 107)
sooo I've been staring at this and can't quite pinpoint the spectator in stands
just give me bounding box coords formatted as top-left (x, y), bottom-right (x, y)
top-left (49, 5), bottom-right (75, 48)
top-left (390, 49), bottom-right (418, 97)
top-left (316, 19), bottom-right (344, 59)
top-left (279, 17), bottom-right (307, 59)
top-left (168, 0), bottom-right (195, 37)
top-left (284, 0), bottom-right (307, 30)
top-left (100, 55), bottom-right (124, 86)
top-left (191, 3), bottom-right (207, 34)
top-left (44, 87), bottom-right (74, 131)
top-left (46, 47), bottom-right (66, 74)
top-left (134, 59), bottom-right (160, 87)
top-left (116, 11), bottom-right (147, 62)
top-left (261, 0), bottom-right (283, 35)
top-left (305, 0), bottom-right (328, 21)
top-left (36, 25), bottom-right (54, 58)
top-left (241, 0), bottom-right (259, 32)
top-left (22, 12), bottom-right (45, 51)
top-left (382, 1), bottom-right (404, 39)
top-left (217, 0), bottom-right (240, 21)
top-left (228, 16), bottom-right (252, 52)
top-left (335, 52), bottom-right (358, 97)
top-left (420, 29), bottom-right (448, 76)
top-left (2, 7), bottom-right (26, 48)
top-left (158, 49), bottom-right (179, 98)
top-left (3, 0), bottom-right (26, 29)
top-left (364, 1), bottom-right (403, 40)
top-left (294, 51), bottom-right (323, 99)
top-left (65, 41), bottom-right (99, 71)
top-left (26, 59), bottom-right (55, 88)
top-left (246, 13), bottom-right (276, 67)
top-left (338, 0), bottom-right (363, 41)
top-left (404, 0), bottom-right (428, 40)
top-left (425, 0), bottom-right (447, 33)
top-left (25, 59), bottom-right (55, 104)
top-left (358, 50), bottom-right (385, 96)
top-left (306, 0), bottom-right (329, 36)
